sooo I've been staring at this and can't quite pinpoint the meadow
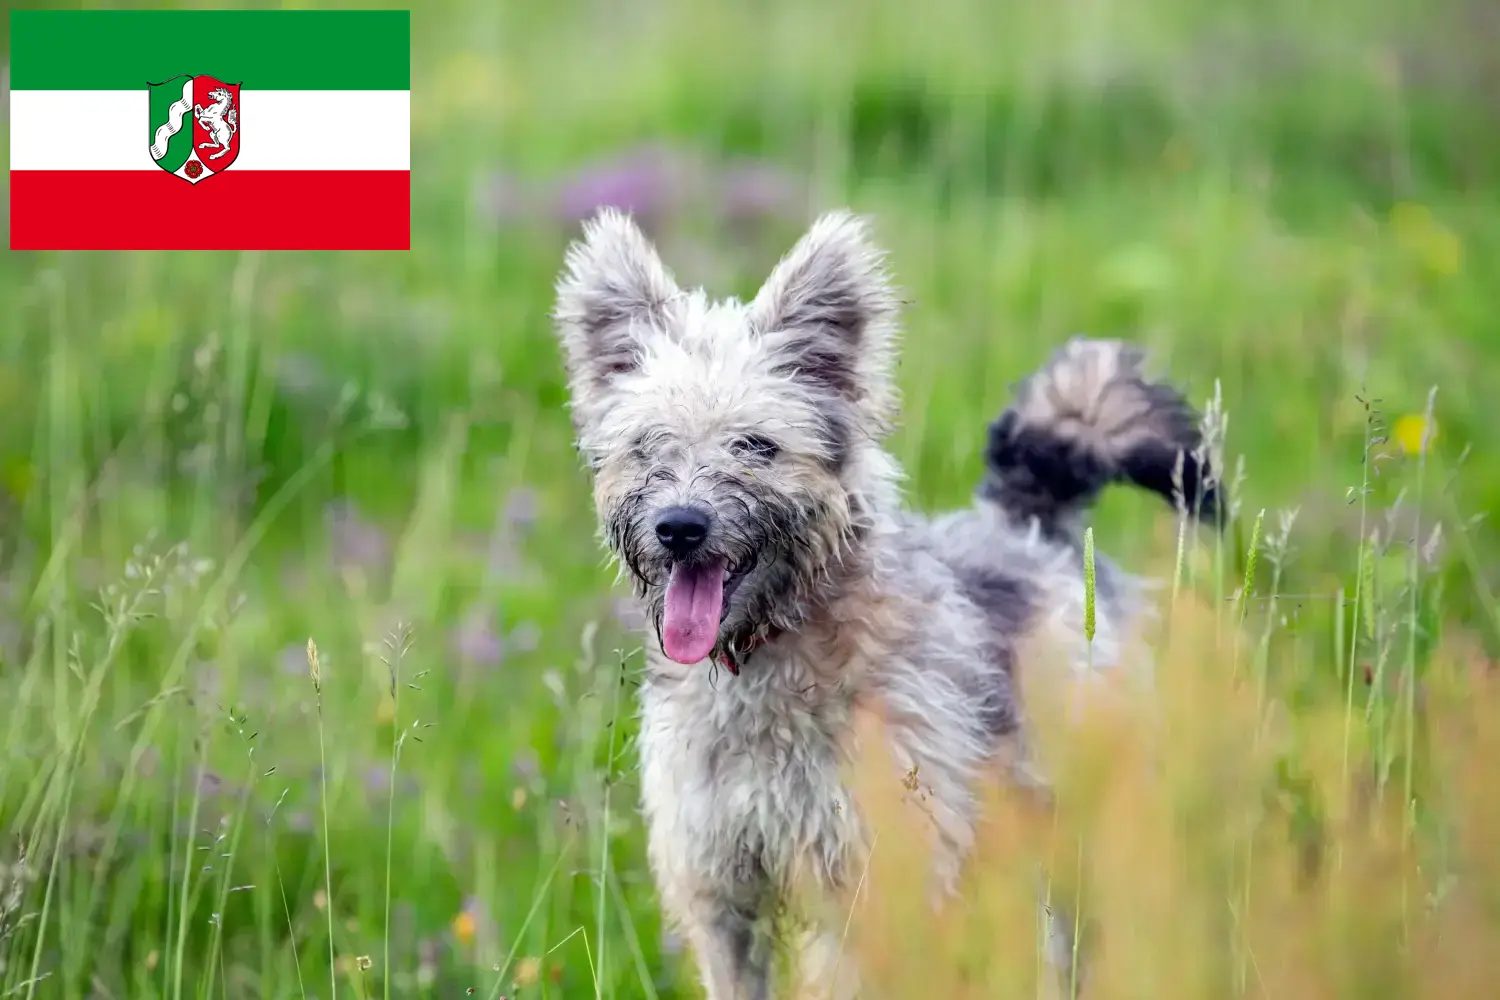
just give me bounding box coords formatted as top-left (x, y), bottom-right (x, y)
top-left (3, 0), bottom-right (1499, 997)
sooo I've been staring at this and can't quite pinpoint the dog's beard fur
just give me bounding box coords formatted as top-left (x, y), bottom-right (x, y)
top-left (603, 463), bottom-right (861, 666)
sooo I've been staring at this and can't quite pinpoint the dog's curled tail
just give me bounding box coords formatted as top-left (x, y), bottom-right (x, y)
top-left (979, 337), bottom-right (1221, 534)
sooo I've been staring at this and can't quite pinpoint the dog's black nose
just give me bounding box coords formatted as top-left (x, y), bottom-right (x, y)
top-left (655, 507), bottom-right (711, 558)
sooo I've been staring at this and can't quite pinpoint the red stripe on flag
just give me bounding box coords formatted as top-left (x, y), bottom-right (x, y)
top-left (10, 170), bottom-right (410, 250)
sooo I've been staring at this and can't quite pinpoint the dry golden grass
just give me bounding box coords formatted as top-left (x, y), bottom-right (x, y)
top-left (831, 596), bottom-right (1500, 1000)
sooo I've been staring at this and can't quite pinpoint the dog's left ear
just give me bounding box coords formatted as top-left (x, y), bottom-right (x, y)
top-left (553, 209), bottom-right (682, 399)
top-left (749, 211), bottom-right (900, 424)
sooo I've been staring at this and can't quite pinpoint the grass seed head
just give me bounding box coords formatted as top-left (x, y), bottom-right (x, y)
top-left (307, 637), bottom-right (322, 692)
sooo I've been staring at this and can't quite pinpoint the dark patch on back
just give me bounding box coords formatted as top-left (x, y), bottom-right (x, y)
top-left (956, 565), bottom-right (1036, 738)
top-left (973, 656), bottom-right (1022, 738)
top-left (958, 563), bottom-right (1034, 630)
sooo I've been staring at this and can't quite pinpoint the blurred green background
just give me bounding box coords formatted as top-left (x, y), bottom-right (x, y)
top-left (2, 0), bottom-right (1497, 997)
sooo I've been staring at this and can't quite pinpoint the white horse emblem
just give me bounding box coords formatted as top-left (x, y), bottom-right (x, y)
top-left (194, 87), bottom-right (239, 161)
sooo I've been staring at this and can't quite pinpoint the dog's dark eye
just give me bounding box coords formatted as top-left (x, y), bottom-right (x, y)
top-left (730, 435), bottom-right (780, 461)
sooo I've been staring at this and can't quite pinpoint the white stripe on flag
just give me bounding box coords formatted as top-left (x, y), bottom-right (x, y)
top-left (10, 90), bottom-right (410, 171)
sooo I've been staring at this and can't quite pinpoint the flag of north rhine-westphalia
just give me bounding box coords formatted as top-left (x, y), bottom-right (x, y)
top-left (9, 10), bottom-right (410, 251)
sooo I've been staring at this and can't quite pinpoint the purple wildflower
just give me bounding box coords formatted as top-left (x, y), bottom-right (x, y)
top-left (452, 604), bottom-right (505, 668)
top-left (279, 643), bottom-right (309, 676)
top-left (364, 765), bottom-right (391, 796)
top-left (325, 500), bottom-right (391, 578)
top-left (550, 143), bottom-right (698, 230)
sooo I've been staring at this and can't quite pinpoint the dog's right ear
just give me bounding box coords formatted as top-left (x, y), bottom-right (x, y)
top-left (553, 209), bottom-right (681, 396)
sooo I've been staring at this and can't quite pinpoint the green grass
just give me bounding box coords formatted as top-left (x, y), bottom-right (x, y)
top-left (4, 0), bottom-right (1500, 996)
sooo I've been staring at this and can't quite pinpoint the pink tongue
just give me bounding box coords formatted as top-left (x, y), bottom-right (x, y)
top-left (662, 562), bottom-right (727, 664)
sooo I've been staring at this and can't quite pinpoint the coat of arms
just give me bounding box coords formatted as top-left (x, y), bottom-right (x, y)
top-left (148, 74), bottom-right (241, 184)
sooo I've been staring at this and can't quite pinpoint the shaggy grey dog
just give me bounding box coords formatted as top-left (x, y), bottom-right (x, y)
top-left (552, 209), bottom-right (1217, 999)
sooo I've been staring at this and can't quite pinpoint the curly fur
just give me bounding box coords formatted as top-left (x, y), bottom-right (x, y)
top-left (552, 209), bottom-right (1215, 999)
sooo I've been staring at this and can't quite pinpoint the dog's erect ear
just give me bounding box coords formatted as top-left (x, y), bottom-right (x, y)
top-left (748, 211), bottom-right (899, 421)
top-left (553, 209), bottom-right (681, 395)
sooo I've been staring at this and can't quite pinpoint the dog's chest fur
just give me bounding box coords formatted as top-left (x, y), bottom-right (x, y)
top-left (638, 645), bottom-right (867, 898)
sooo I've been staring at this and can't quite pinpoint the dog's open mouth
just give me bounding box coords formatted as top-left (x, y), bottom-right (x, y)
top-left (660, 555), bottom-right (757, 664)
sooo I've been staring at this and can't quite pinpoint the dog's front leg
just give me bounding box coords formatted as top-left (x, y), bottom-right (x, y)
top-left (676, 881), bottom-right (777, 1000)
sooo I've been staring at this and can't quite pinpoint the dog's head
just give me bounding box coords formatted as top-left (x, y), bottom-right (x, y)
top-left (553, 209), bottom-right (901, 667)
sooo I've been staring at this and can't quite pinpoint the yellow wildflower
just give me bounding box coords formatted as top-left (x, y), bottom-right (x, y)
top-left (452, 909), bottom-right (476, 945)
top-left (1393, 413), bottom-right (1436, 455)
top-left (515, 956), bottom-right (542, 987)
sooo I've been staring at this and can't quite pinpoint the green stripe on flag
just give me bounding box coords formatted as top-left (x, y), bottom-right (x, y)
top-left (10, 10), bottom-right (410, 91)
